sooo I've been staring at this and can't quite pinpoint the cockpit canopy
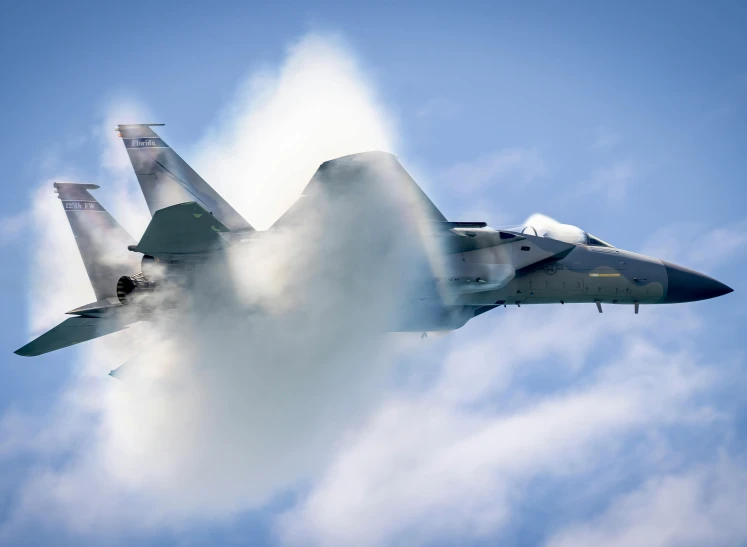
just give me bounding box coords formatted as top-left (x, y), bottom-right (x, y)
top-left (510, 215), bottom-right (615, 248)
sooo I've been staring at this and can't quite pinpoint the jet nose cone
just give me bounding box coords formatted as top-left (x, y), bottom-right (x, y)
top-left (662, 261), bottom-right (733, 303)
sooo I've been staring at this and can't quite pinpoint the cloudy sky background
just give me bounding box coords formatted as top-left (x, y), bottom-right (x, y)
top-left (1, 2), bottom-right (746, 546)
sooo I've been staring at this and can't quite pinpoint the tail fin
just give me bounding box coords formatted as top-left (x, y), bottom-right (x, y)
top-left (54, 182), bottom-right (141, 300)
top-left (117, 124), bottom-right (254, 233)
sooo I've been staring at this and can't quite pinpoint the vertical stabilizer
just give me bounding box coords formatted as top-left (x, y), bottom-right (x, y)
top-left (117, 124), bottom-right (254, 233)
top-left (54, 182), bottom-right (141, 300)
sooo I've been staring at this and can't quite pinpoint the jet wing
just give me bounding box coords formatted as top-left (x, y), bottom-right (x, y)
top-left (272, 151), bottom-right (447, 229)
top-left (134, 202), bottom-right (230, 256)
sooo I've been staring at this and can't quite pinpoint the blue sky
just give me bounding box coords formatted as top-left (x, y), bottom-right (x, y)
top-left (1, 2), bottom-right (747, 546)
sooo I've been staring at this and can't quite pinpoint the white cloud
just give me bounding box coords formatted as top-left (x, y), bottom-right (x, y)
top-left (27, 183), bottom-right (95, 334)
top-left (277, 305), bottom-right (718, 547)
top-left (451, 197), bottom-right (511, 227)
top-left (193, 33), bottom-right (397, 230)
top-left (642, 219), bottom-right (747, 272)
top-left (416, 96), bottom-right (460, 119)
top-left (591, 129), bottom-right (622, 151)
top-left (2, 31), bottom-right (410, 540)
top-left (0, 210), bottom-right (28, 246)
top-left (441, 147), bottom-right (547, 193)
top-left (547, 459), bottom-right (747, 547)
top-left (584, 161), bottom-right (637, 202)
top-left (94, 99), bottom-right (154, 239)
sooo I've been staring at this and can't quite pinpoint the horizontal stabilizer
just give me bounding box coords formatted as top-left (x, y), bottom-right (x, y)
top-left (134, 202), bottom-right (230, 256)
top-left (14, 317), bottom-right (135, 357)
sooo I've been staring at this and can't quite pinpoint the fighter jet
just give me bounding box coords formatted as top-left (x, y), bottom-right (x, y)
top-left (14, 124), bottom-right (733, 357)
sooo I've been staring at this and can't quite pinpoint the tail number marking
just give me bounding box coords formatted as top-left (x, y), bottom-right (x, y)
top-left (63, 201), bottom-right (104, 211)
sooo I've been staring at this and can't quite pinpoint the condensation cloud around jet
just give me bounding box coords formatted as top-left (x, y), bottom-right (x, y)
top-left (13, 33), bottom-right (419, 529)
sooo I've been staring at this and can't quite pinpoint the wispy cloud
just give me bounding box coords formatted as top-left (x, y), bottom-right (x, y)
top-left (94, 99), bottom-right (155, 239)
top-left (0, 211), bottom-right (28, 246)
top-left (441, 147), bottom-right (547, 193)
top-left (642, 219), bottom-right (747, 272)
top-left (193, 33), bottom-right (397, 230)
top-left (26, 183), bottom-right (95, 334)
top-left (547, 459), bottom-right (747, 547)
top-left (416, 96), bottom-right (461, 119)
top-left (583, 160), bottom-right (637, 202)
top-left (590, 129), bottom-right (622, 151)
top-left (278, 305), bottom-right (720, 546)
top-left (2, 32), bottom-right (408, 541)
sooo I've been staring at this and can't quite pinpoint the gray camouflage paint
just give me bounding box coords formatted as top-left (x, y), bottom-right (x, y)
top-left (14, 126), bottom-right (734, 356)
